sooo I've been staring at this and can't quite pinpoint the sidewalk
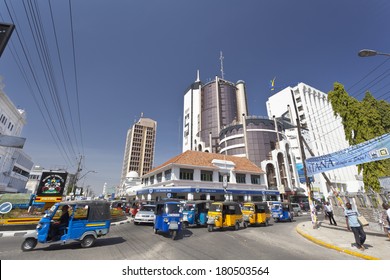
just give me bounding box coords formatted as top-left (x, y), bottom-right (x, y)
top-left (296, 219), bottom-right (390, 260)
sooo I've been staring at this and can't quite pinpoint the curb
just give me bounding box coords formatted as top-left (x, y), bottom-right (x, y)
top-left (110, 217), bottom-right (132, 226)
top-left (296, 225), bottom-right (380, 260)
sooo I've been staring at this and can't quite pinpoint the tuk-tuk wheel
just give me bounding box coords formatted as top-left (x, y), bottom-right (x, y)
top-left (243, 222), bottom-right (248, 228)
top-left (21, 238), bottom-right (37, 252)
top-left (153, 227), bottom-right (158, 234)
top-left (207, 225), bottom-right (213, 232)
top-left (80, 235), bottom-right (96, 248)
top-left (171, 230), bottom-right (177, 240)
top-left (234, 222), bottom-right (239, 231)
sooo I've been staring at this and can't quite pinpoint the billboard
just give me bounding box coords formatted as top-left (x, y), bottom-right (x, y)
top-left (36, 171), bottom-right (68, 197)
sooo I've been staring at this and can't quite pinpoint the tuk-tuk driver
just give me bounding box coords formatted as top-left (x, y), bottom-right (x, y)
top-left (50, 205), bottom-right (70, 240)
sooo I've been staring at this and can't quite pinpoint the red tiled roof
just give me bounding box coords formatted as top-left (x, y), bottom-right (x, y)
top-left (149, 150), bottom-right (263, 174)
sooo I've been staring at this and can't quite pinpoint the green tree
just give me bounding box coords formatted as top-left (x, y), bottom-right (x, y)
top-left (328, 82), bottom-right (390, 192)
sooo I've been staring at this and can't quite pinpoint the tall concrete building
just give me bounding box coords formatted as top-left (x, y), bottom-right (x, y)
top-left (266, 82), bottom-right (364, 198)
top-left (182, 71), bottom-right (248, 153)
top-left (120, 116), bottom-right (157, 189)
top-left (0, 81), bottom-right (33, 193)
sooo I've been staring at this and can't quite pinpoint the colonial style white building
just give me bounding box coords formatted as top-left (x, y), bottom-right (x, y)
top-left (136, 150), bottom-right (280, 203)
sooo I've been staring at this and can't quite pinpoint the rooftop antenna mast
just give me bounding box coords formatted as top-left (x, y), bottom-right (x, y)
top-left (220, 51), bottom-right (225, 79)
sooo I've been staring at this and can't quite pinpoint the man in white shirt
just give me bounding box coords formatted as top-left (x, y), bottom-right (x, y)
top-left (324, 201), bottom-right (337, 226)
top-left (345, 202), bottom-right (366, 251)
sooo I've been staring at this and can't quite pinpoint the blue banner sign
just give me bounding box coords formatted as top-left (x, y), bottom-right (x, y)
top-left (306, 133), bottom-right (390, 176)
top-left (137, 187), bottom-right (279, 196)
top-left (296, 163), bottom-right (314, 183)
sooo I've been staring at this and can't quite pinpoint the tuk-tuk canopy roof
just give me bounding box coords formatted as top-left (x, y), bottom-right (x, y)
top-left (155, 200), bottom-right (183, 206)
top-left (185, 200), bottom-right (213, 205)
top-left (211, 201), bottom-right (240, 206)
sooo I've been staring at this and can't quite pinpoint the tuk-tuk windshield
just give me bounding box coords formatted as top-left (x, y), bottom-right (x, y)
top-left (272, 204), bottom-right (281, 210)
top-left (209, 204), bottom-right (222, 212)
top-left (165, 203), bottom-right (181, 214)
top-left (46, 205), bottom-right (57, 217)
top-left (183, 204), bottom-right (195, 211)
top-left (242, 205), bottom-right (254, 211)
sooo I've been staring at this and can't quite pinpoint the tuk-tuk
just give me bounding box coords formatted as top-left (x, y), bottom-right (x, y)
top-left (153, 200), bottom-right (183, 240)
top-left (207, 201), bottom-right (245, 232)
top-left (271, 202), bottom-right (293, 222)
top-left (182, 200), bottom-right (212, 227)
top-left (242, 202), bottom-right (271, 226)
top-left (21, 200), bottom-right (111, 251)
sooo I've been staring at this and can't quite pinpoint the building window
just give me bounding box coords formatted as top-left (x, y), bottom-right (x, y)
top-left (150, 176), bottom-right (154, 184)
top-left (200, 170), bottom-right (213, 181)
top-left (164, 169), bottom-right (171, 181)
top-left (180, 169), bottom-right (193, 180)
top-left (236, 173), bottom-right (246, 184)
top-left (251, 175), bottom-right (261, 185)
top-left (157, 173), bottom-right (162, 183)
top-left (218, 173), bottom-right (230, 183)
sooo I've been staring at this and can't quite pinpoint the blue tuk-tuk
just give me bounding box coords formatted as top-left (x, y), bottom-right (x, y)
top-left (21, 200), bottom-right (111, 251)
top-left (271, 202), bottom-right (293, 222)
top-left (153, 200), bottom-right (183, 240)
top-left (182, 200), bottom-right (212, 227)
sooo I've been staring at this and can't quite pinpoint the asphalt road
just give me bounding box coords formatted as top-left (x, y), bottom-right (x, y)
top-left (0, 215), bottom-right (357, 260)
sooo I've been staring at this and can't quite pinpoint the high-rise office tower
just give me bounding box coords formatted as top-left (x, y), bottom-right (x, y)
top-left (266, 83), bottom-right (363, 196)
top-left (120, 117), bottom-right (157, 187)
top-left (182, 71), bottom-right (248, 153)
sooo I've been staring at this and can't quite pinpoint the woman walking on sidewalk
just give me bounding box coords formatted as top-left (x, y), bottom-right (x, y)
top-left (344, 202), bottom-right (366, 251)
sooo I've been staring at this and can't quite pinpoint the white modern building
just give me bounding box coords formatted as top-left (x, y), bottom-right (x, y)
top-left (0, 81), bottom-right (33, 193)
top-left (266, 82), bottom-right (364, 198)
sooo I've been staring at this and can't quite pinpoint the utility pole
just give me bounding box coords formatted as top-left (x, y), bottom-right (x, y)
top-left (290, 90), bottom-right (318, 229)
top-left (302, 138), bottom-right (345, 206)
top-left (71, 156), bottom-right (83, 199)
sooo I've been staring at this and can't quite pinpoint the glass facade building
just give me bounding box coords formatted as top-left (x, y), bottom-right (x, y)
top-left (219, 116), bottom-right (284, 167)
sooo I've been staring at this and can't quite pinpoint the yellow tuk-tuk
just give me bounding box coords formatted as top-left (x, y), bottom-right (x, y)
top-left (207, 201), bottom-right (245, 232)
top-left (242, 202), bottom-right (271, 226)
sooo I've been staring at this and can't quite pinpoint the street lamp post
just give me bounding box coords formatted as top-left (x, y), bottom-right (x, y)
top-left (358, 49), bottom-right (390, 57)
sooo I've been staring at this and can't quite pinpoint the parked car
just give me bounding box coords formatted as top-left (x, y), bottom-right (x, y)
top-left (291, 203), bottom-right (302, 216)
top-left (134, 204), bottom-right (156, 225)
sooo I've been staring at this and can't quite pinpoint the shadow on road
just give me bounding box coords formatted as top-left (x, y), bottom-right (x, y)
top-left (29, 237), bottom-right (127, 251)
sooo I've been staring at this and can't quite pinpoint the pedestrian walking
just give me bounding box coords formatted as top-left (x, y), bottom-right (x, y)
top-left (344, 202), bottom-right (366, 251)
top-left (382, 203), bottom-right (390, 240)
top-left (325, 201), bottom-right (337, 226)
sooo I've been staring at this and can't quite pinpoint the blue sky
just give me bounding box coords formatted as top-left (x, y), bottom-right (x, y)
top-left (0, 0), bottom-right (389, 195)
